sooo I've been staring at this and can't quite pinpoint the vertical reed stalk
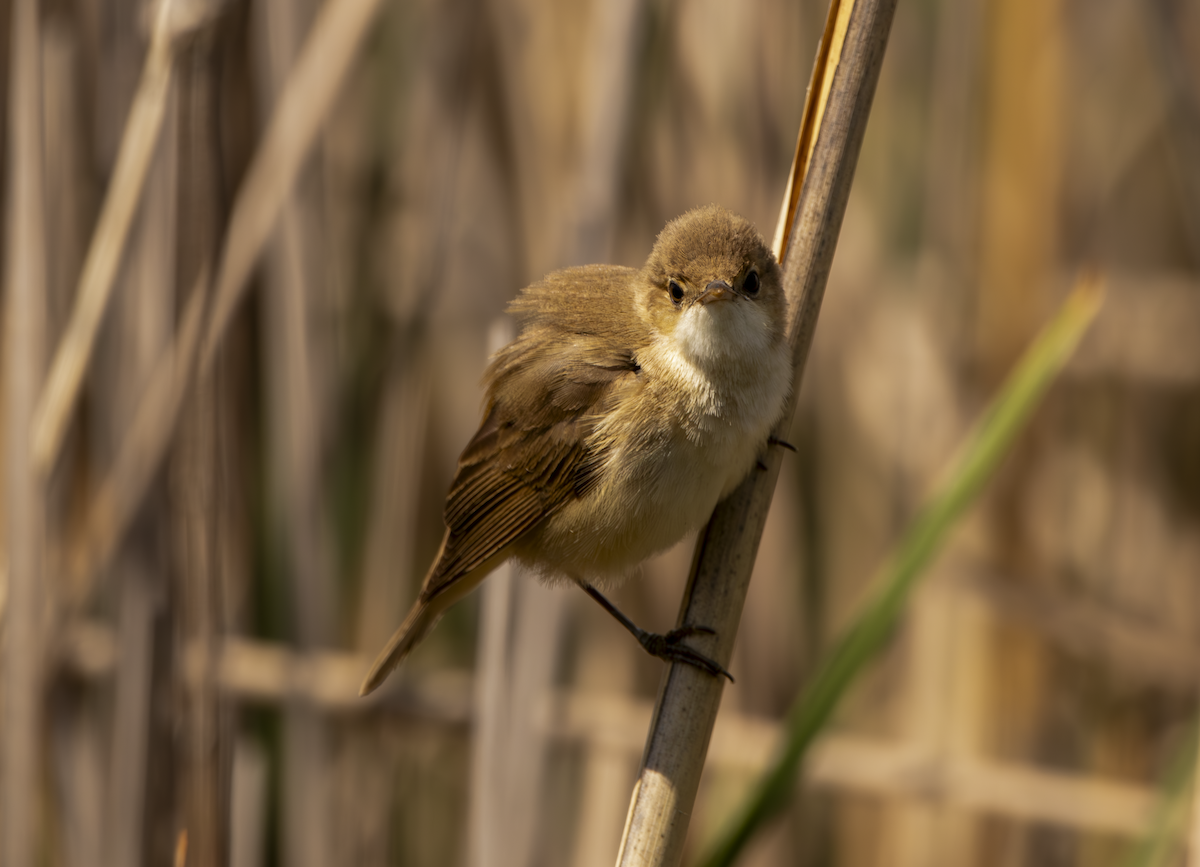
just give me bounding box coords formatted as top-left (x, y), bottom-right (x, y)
top-left (2, 0), bottom-right (48, 865)
top-left (172, 33), bottom-right (230, 867)
top-left (258, 0), bottom-right (336, 862)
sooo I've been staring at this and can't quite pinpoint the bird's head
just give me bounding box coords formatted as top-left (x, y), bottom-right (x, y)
top-left (639, 205), bottom-right (786, 364)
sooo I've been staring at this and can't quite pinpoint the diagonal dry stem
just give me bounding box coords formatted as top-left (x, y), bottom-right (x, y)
top-left (31, 0), bottom-right (180, 477)
top-left (614, 0), bottom-right (898, 863)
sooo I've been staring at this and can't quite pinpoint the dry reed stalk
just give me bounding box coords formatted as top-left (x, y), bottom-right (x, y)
top-left (172, 30), bottom-right (233, 866)
top-left (105, 561), bottom-right (157, 867)
top-left (2, 1), bottom-right (48, 867)
top-left (39, 21), bottom-right (105, 866)
top-left (254, 0), bottom-right (336, 862)
top-left (940, 3), bottom-right (1065, 862)
top-left (503, 582), bottom-right (569, 864)
top-left (563, 0), bottom-right (645, 266)
top-left (50, 691), bottom-right (105, 867)
top-left (566, 633), bottom-right (639, 867)
top-left (976, 0), bottom-right (1064, 379)
top-left (101, 50), bottom-right (181, 867)
top-left (31, 0), bottom-right (181, 476)
top-left (259, 0), bottom-right (330, 653)
top-left (172, 372), bottom-right (228, 867)
top-left (41, 20), bottom-right (90, 337)
top-left (230, 738), bottom-right (269, 867)
top-left (615, 0), bottom-right (897, 863)
top-left (916, 0), bottom-right (983, 363)
top-left (1143, 0), bottom-right (1200, 270)
top-left (469, 562), bottom-right (516, 867)
top-left (920, 0), bottom-right (984, 252)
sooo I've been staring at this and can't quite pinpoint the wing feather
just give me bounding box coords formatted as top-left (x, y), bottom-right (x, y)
top-left (420, 331), bottom-right (640, 602)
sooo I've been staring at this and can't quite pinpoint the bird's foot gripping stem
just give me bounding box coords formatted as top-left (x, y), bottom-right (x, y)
top-left (582, 584), bottom-right (734, 682)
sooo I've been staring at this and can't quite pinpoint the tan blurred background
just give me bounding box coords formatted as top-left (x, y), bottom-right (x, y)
top-left (2, 0), bottom-right (1200, 864)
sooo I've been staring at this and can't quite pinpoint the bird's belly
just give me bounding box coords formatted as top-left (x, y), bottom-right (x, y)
top-left (513, 428), bottom-right (760, 586)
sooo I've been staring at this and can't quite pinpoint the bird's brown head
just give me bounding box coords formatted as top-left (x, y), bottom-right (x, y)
top-left (639, 205), bottom-right (786, 363)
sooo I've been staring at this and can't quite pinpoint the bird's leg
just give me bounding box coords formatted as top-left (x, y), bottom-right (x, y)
top-left (580, 583), bottom-right (734, 682)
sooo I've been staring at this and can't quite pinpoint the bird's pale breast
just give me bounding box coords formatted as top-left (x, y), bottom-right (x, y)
top-left (513, 303), bottom-right (791, 587)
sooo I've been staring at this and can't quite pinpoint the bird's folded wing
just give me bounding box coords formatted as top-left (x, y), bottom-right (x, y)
top-left (419, 340), bottom-right (639, 602)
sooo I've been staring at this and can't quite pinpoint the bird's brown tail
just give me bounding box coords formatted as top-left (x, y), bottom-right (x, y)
top-left (359, 543), bottom-right (510, 696)
top-left (359, 598), bottom-right (445, 696)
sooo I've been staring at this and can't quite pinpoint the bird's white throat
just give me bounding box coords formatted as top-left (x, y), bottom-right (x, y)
top-left (646, 298), bottom-right (790, 439)
top-left (673, 299), bottom-right (776, 368)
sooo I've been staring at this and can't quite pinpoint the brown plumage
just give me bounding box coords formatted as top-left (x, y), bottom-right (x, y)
top-left (360, 205), bottom-right (791, 696)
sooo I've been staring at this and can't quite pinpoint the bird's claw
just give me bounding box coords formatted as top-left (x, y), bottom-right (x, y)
top-left (768, 435), bottom-right (797, 452)
top-left (639, 626), bottom-right (734, 682)
top-left (665, 624), bottom-right (715, 642)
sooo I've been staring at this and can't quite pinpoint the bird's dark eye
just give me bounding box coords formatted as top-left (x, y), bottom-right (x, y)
top-left (743, 270), bottom-right (760, 296)
top-left (668, 280), bottom-right (685, 304)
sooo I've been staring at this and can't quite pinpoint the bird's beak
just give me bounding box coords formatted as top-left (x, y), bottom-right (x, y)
top-left (697, 280), bottom-right (732, 306)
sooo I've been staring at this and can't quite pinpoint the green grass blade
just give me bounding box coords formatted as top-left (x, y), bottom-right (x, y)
top-left (698, 275), bottom-right (1104, 867)
top-left (1121, 722), bottom-right (1198, 867)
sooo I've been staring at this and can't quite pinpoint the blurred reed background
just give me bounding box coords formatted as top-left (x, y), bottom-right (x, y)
top-left (1, 0), bottom-right (1199, 865)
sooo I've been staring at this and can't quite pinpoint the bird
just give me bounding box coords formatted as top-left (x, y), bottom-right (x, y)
top-left (360, 204), bottom-right (792, 696)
